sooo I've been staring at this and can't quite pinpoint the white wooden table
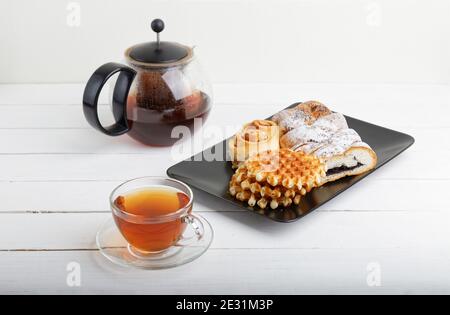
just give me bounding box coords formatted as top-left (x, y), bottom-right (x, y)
top-left (0, 83), bottom-right (449, 294)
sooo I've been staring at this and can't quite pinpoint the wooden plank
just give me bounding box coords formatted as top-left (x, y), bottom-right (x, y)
top-left (0, 148), bottom-right (443, 181)
top-left (0, 92), bottom-right (449, 130)
top-left (215, 83), bottom-right (450, 110)
top-left (0, 103), bottom-right (276, 130)
top-left (0, 179), bottom-right (447, 213)
top-left (0, 105), bottom-right (108, 129)
top-left (1, 83), bottom-right (449, 110)
top-left (0, 126), bottom-right (439, 154)
top-left (1, 248), bottom-right (450, 294)
top-left (0, 84), bottom-right (91, 106)
top-left (0, 211), bottom-right (449, 251)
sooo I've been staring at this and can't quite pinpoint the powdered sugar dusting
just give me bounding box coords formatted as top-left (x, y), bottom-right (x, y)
top-left (281, 124), bottom-right (336, 149)
top-left (274, 105), bottom-right (373, 159)
top-left (305, 129), bottom-right (363, 158)
top-left (314, 113), bottom-right (348, 130)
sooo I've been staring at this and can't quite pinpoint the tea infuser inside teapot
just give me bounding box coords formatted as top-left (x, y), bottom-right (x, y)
top-left (83, 19), bottom-right (213, 146)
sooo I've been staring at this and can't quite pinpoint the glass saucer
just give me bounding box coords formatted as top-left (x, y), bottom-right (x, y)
top-left (96, 215), bottom-right (213, 270)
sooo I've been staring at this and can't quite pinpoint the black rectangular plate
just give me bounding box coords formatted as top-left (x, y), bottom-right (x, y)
top-left (167, 104), bottom-right (415, 223)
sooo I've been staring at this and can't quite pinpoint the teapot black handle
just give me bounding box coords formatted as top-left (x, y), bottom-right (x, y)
top-left (83, 63), bottom-right (137, 136)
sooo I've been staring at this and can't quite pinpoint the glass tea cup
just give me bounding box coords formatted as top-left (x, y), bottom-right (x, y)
top-left (109, 177), bottom-right (206, 258)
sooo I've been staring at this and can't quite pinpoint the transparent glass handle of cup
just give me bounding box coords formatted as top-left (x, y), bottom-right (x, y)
top-left (178, 214), bottom-right (205, 246)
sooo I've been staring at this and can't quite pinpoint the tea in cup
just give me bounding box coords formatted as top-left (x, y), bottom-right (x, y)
top-left (107, 177), bottom-right (210, 261)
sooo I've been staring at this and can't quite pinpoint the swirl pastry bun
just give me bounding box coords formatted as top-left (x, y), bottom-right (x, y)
top-left (229, 120), bottom-right (280, 167)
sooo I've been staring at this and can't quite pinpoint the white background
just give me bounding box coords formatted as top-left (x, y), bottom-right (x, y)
top-left (1, 0), bottom-right (449, 84)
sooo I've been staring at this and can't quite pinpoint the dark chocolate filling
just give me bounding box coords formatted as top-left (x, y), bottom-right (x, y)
top-left (326, 163), bottom-right (364, 176)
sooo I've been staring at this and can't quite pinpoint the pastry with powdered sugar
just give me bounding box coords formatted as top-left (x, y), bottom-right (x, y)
top-left (272, 101), bottom-right (377, 184)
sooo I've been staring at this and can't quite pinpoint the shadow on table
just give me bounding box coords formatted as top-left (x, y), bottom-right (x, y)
top-left (193, 187), bottom-right (318, 234)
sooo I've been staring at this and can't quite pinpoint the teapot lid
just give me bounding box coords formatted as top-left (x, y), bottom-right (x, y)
top-left (126, 19), bottom-right (192, 67)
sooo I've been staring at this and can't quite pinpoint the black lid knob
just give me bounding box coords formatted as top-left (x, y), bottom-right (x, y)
top-left (127, 18), bottom-right (190, 65)
top-left (151, 19), bottom-right (165, 34)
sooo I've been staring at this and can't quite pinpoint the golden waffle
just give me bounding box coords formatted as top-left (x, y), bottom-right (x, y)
top-left (244, 149), bottom-right (326, 191)
top-left (229, 149), bottom-right (326, 209)
top-left (229, 176), bottom-right (304, 209)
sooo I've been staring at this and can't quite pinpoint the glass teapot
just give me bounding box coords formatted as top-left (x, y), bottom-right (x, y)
top-left (83, 19), bottom-right (212, 146)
